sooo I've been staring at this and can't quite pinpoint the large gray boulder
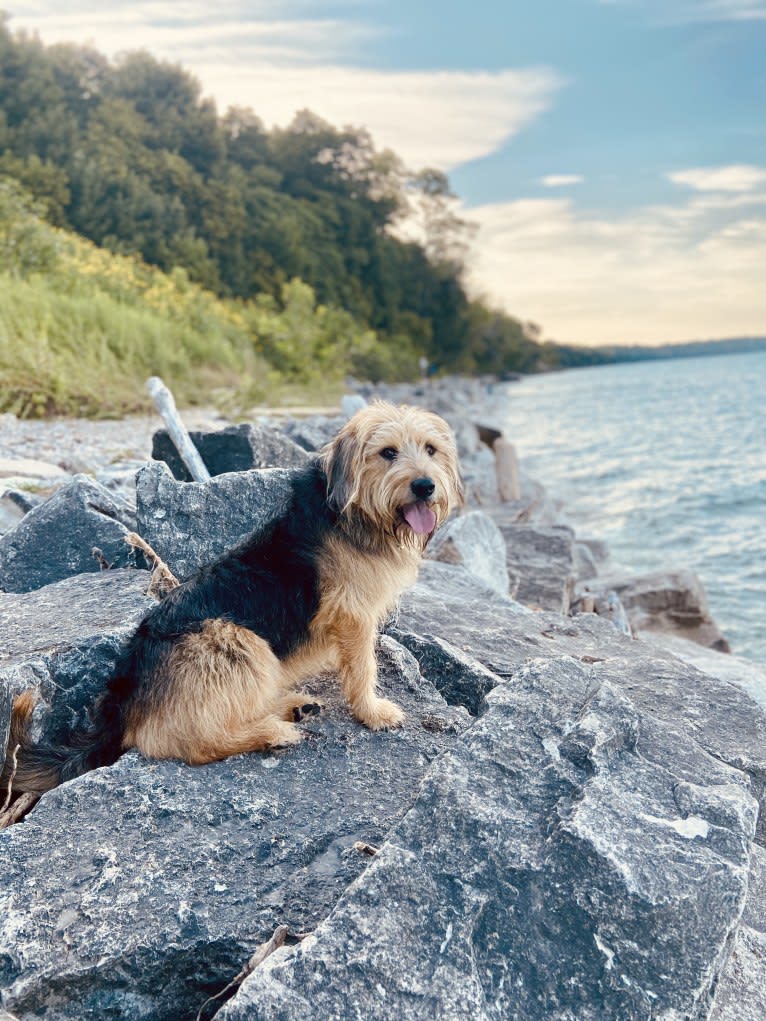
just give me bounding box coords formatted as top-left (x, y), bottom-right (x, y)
top-left (0, 639), bottom-right (467, 1021)
top-left (460, 445), bottom-right (498, 505)
top-left (398, 562), bottom-right (766, 841)
top-left (485, 515), bottom-right (577, 613)
top-left (427, 510), bottom-right (510, 596)
top-left (279, 415), bottom-right (343, 452)
top-left (710, 846), bottom-right (766, 1021)
top-left (0, 476), bottom-right (143, 593)
top-left (219, 656), bottom-right (757, 1021)
top-left (398, 561), bottom-right (635, 674)
top-left (0, 571), bottom-right (154, 746)
top-left (641, 632), bottom-right (766, 711)
top-left (601, 567), bottom-right (730, 652)
top-left (135, 461), bottom-right (294, 580)
top-left (152, 423), bottom-right (310, 481)
top-left (390, 629), bottom-right (501, 716)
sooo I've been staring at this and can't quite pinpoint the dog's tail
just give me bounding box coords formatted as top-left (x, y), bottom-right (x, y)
top-left (1, 689), bottom-right (124, 798)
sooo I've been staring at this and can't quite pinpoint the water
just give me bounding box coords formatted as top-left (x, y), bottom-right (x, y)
top-left (498, 351), bottom-right (766, 665)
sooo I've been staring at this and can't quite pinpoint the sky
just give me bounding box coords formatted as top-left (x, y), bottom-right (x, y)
top-left (6, 0), bottom-right (766, 346)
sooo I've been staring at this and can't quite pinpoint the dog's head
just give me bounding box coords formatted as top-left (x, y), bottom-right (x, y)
top-left (321, 400), bottom-right (464, 547)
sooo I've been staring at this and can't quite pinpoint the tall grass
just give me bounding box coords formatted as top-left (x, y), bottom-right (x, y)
top-left (0, 176), bottom-right (412, 418)
top-left (0, 274), bottom-right (269, 417)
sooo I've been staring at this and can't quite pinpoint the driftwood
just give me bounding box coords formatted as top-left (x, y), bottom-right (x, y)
top-left (146, 376), bottom-right (210, 484)
top-left (195, 925), bottom-right (289, 1021)
top-left (0, 735), bottom-right (41, 830)
top-left (476, 423), bottom-right (502, 449)
top-left (493, 437), bottom-right (521, 502)
top-left (0, 792), bottom-right (39, 830)
top-left (124, 532), bottom-right (179, 598)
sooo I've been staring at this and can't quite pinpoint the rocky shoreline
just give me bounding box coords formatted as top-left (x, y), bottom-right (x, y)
top-left (1, 383), bottom-right (765, 1021)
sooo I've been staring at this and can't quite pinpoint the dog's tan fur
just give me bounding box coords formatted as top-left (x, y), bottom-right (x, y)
top-left (120, 401), bottom-right (462, 765)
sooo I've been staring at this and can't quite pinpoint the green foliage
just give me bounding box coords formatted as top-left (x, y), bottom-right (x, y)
top-left (0, 176), bottom-right (59, 275)
top-left (0, 176), bottom-right (398, 417)
top-left (0, 18), bottom-right (570, 397)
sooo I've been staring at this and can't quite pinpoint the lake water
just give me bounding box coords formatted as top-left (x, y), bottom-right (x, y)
top-left (498, 351), bottom-right (766, 665)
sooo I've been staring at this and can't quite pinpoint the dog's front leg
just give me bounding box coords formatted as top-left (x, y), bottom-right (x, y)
top-left (332, 615), bottom-right (404, 731)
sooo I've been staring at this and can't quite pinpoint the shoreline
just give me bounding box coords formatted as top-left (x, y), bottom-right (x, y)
top-left (0, 380), bottom-right (759, 673)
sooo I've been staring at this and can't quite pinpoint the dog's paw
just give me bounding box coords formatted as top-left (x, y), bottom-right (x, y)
top-left (292, 702), bottom-right (323, 723)
top-left (356, 698), bottom-right (405, 731)
top-left (268, 721), bottom-right (304, 749)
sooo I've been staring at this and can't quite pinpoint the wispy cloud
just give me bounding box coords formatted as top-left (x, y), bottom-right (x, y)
top-left (196, 65), bottom-right (562, 171)
top-left (541, 174), bottom-right (584, 188)
top-left (9, 3), bottom-right (378, 66)
top-left (466, 180), bottom-right (766, 345)
top-left (8, 2), bottom-right (562, 172)
top-left (668, 165), bottom-right (766, 193)
top-left (597, 0), bottom-right (766, 21)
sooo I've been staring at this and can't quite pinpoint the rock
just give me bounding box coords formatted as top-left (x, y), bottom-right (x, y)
top-left (341, 394), bottom-right (367, 419)
top-left (426, 511), bottom-right (509, 596)
top-left (0, 685), bottom-right (11, 770)
top-left (640, 632), bottom-right (766, 711)
top-left (1, 490), bottom-right (42, 516)
top-left (579, 536), bottom-right (611, 568)
top-left (601, 567), bottom-right (731, 652)
top-left (398, 562), bottom-right (766, 841)
top-left (0, 571), bottom-right (155, 743)
top-left (460, 446), bottom-right (498, 505)
top-left (219, 657), bottom-right (757, 1021)
top-left (485, 471), bottom-right (560, 527)
top-left (574, 541), bottom-right (599, 581)
top-left (571, 586), bottom-right (633, 637)
top-left (280, 415), bottom-right (343, 452)
top-left (449, 417), bottom-right (482, 461)
top-left (0, 638), bottom-right (468, 1021)
top-left (0, 491), bottom-right (40, 536)
top-left (0, 476), bottom-right (145, 593)
top-left (389, 629), bottom-right (500, 716)
top-left (0, 457), bottom-right (67, 479)
top-left (485, 516), bottom-right (577, 613)
top-left (135, 461), bottom-right (294, 580)
top-left (152, 423), bottom-right (310, 481)
top-left (710, 847), bottom-right (766, 1021)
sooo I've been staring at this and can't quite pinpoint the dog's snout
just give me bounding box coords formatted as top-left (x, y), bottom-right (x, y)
top-left (410, 476), bottom-right (435, 500)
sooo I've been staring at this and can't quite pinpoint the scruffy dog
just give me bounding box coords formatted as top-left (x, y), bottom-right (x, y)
top-left (2, 402), bottom-right (463, 797)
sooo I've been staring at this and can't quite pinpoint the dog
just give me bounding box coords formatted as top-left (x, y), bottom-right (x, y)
top-left (1, 401), bottom-right (463, 798)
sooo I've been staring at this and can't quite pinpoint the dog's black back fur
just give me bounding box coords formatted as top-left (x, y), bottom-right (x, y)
top-left (5, 461), bottom-right (338, 791)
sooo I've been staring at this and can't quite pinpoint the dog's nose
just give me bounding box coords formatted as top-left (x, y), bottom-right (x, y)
top-left (410, 477), bottom-right (435, 500)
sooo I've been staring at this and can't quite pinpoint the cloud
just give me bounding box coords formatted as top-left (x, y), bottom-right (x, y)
top-left (668, 165), bottom-right (766, 193)
top-left (195, 65), bottom-right (562, 171)
top-left (597, 0), bottom-right (766, 21)
top-left (7, 2), bottom-right (562, 173)
top-left (696, 0), bottom-right (766, 19)
top-left (9, 4), bottom-right (378, 67)
top-left (541, 174), bottom-right (584, 188)
top-left (465, 181), bottom-right (766, 346)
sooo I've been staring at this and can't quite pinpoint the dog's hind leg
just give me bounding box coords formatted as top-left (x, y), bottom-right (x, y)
top-left (184, 713), bottom-right (302, 764)
top-left (124, 620), bottom-right (302, 764)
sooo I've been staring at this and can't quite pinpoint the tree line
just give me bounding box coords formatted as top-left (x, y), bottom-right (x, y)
top-left (0, 17), bottom-right (564, 379)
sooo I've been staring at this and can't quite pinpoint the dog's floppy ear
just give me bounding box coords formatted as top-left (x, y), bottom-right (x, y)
top-left (321, 431), bottom-right (358, 513)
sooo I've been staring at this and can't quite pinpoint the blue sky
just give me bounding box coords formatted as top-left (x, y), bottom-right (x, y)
top-left (7, 0), bottom-right (766, 345)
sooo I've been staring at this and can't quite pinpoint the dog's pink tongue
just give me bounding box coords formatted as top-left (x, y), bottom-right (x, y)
top-left (403, 502), bottom-right (436, 535)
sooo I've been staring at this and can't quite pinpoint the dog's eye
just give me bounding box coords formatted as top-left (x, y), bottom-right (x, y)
top-left (380, 447), bottom-right (398, 461)
top-left (425, 444), bottom-right (437, 457)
